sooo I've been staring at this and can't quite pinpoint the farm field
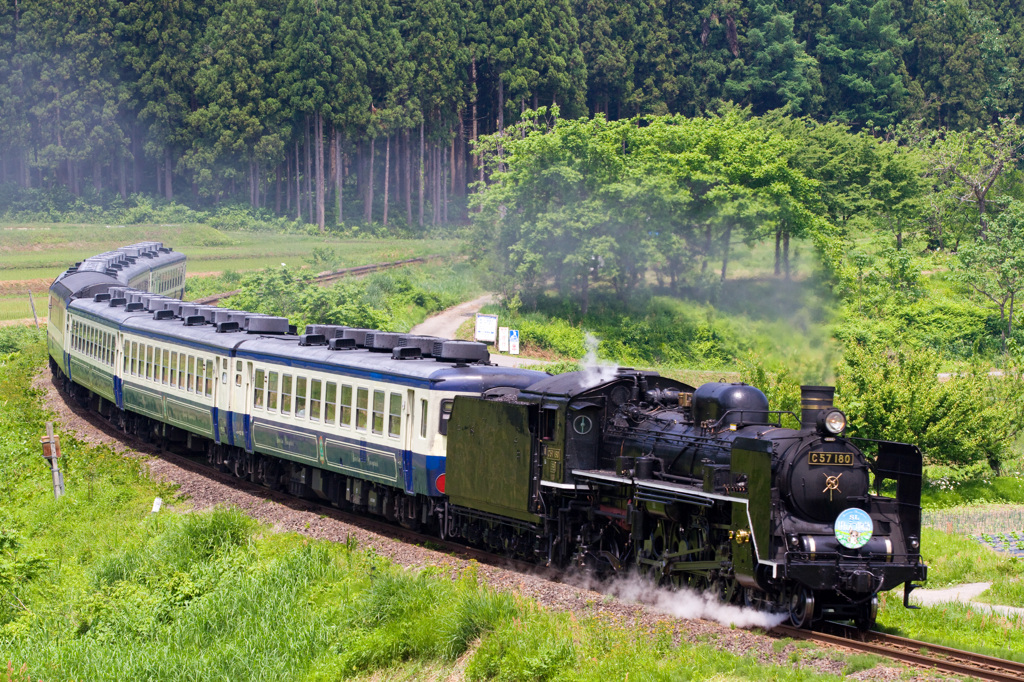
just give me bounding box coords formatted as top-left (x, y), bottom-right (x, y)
top-left (0, 222), bottom-right (461, 320)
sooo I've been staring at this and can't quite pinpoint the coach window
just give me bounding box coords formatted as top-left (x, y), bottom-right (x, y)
top-left (235, 361), bottom-right (242, 387)
top-left (310, 379), bottom-right (322, 422)
top-left (162, 349), bottom-right (170, 384)
top-left (295, 377), bottom-right (307, 418)
top-left (281, 374), bottom-right (293, 415)
top-left (372, 390), bottom-right (385, 435)
top-left (324, 382), bottom-right (337, 424)
top-left (420, 399), bottom-right (428, 438)
top-left (196, 357), bottom-right (205, 394)
top-left (254, 370), bottom-right (265, 409)
top-left (267, 371), bottom-right (279, 411)
top-left (169, 351), bottom-right (178, 386)
top-left (123, 341), bottom-right (129, 373)
top-left (340, 384), bottom-right (353, 427)
top-left (130, 342), bottom-right (137, 375)
top-left (388, 393), bottom-right (402, 438)
top-left (187, 356), bottom-right (195, 392)
top-left (205, 360), bottom-right (214, 396)
top-left (355, 387), bottom-right (368, 430)
top-left (178, 354), bottom-right (186, 389)
top-left (146, 346), bottom-right (154, 380)
top-left (152, 346), bottom-right (160, 381)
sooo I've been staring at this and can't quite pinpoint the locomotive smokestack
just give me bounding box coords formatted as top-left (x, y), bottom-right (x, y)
top-left (800, 386), bottom-right (835, 430)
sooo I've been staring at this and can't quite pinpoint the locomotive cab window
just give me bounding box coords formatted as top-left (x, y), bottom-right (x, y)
top-left (540, 407), bottom-right (558, 441)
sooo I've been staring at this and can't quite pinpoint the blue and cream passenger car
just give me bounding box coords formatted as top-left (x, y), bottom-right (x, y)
top-left (47, 244), bottom-right (545, 528)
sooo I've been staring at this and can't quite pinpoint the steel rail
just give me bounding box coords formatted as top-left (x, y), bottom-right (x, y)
top-left (775, 623), bottom-right (1024, 682)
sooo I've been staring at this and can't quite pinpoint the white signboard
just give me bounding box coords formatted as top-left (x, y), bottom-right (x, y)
top-left (498, 326), bottom-right (510, 352)
top-left (475, 313), bottom-right (499, 343)
top-left (509, 329), bottom-right (520, 355)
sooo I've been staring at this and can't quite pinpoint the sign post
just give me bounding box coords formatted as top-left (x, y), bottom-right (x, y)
top-left (40, 422), bottom-right (65, 500)
top-left (474, 314), bottom-right (499, 344)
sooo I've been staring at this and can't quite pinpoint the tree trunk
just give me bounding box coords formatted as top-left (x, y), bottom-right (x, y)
top-left (498, 77), bottom-right (505, 133)
top-left (275, 164), bottom-right (282, 214)
top-left (383, 134), bottom-right (390, 228)
top-left (315, 112), bottom-right (325, 232)
top-left (304, 116), bottom-right (313, 223)
top-left (118, 158), bottom-right (127, 201)
top-left (366, 136), bottom-right (375, 225)
top-left (295, 141), bottom-right (302, 221)
top-left (405, 130), bottom-right (412, 226)
top-left (419, 121), bottom-right (425, 228)
top-left (1009, 291), bottom-right (1015, 344)
top-left (581, 268), bottom-right (589, 317)
top-left (783, 231), bottom-right (791, 280)
top-left (164, 148), bottom-right (173, 200)
top-left (471, 58), bottom-right (478, 178)
top-left (720, 225), bottom-right (732, 282)
top-left (700, 224), bottom-right (712, 274)
top-left (336, 135), bottom-right (343, 224)
top-left (774, 229), bottom-right (782, 276)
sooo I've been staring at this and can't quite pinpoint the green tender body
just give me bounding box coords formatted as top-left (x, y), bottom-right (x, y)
top-left (447, 396), bottom-right (540, 523)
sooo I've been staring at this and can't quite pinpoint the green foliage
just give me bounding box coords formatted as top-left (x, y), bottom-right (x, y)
top-left (836, 341), bottom-right (1019, 467)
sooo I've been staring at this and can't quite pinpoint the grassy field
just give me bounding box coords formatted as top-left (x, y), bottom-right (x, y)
top-left (0, 222), bottom-right (462, 320)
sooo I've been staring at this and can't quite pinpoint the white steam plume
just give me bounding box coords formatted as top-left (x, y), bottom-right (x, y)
top-left (580, 332), bottom-right (619, 384)
top-left (572, 572), bottom-right (789, 630)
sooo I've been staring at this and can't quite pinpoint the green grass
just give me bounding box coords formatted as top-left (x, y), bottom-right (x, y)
top-left (876, 590), bottom-right (1024, 663)
top-left (0, 222), bottom-right (461, 282)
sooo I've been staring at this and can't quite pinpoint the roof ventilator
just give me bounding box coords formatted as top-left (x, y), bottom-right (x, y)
top-left (328, 338), bottom-right (357, 351)
top-left (298, 333), bottom-right (327, 347)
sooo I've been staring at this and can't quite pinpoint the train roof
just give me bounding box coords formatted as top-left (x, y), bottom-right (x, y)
top-left (51, 242), bottom-right (184, 300)
top-left (67, 294), bottom-right (549, 392)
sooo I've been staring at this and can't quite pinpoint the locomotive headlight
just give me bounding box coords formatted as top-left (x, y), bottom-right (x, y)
top-left (908, 536), bottom-right (920, 550)
top-left (818, 409), bottom-right (847, 435)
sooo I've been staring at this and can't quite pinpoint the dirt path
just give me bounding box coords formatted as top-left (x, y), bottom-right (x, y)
top-left (411, 294), bottom-right (551, 368)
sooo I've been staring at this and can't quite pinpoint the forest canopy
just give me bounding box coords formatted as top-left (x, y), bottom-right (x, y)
top-left (2, 0), bottom-right (1024, 230)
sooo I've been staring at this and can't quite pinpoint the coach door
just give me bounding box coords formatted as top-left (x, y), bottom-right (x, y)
top-left (402, 389), bottom-right (415, 493)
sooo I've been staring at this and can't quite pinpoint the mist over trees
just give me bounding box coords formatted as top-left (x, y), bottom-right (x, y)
top-left (3, 0), bottom-right (1024, 230)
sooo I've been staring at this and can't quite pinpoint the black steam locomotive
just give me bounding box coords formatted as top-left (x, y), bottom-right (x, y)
top-left (48, 244), bottom-right (926, 630)
top-left (446, 371), bottom-right (926, 630)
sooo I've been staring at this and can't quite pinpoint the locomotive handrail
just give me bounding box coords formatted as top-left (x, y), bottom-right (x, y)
top-left (702, 408), bottom-right (800, 432)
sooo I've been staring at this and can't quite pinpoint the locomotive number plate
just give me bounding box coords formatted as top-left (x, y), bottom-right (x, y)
top-left (808, 452), bottom-right (854, 466)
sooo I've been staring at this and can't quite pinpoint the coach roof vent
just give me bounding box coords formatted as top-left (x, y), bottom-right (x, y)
top-left (328, 337), bottom-right (357, 351)
top-left (216, 321), bottom-right (241, 333)
top-left (125, 302), bottom-right (145, 312)
top-left (109, 297), bottom-right (127, 307)
top-left (298, 333), bottom-right (327, 347)
top-left (153, 309), bottom-right (175, 320)
top-left (213, 309), bottom-right (247, 325)
top-left (366, 332), bottom-right (402, 352)
top-left (398, 335), bottom-right (441, 357)
top-left (244, 315), bottom-right (290, 334)
top-left (392, 346), bottom-right (422, 360)
top-left (341, 328), bottom-right (375, 348)
top-left (93, 293), bottom-right (112, 303)
top-left (432, 340), bottom-right (490, 364)
top-left (305, 324), bottom-right (349, 339)
top-left (184, 314), bottom-right (207, 326)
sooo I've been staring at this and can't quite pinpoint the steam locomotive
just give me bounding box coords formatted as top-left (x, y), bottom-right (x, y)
top-left (47, 244), bottom-right (926, 630)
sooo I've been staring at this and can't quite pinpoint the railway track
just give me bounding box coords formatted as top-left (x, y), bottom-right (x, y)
top-left (191, 256), bottom-right (437, 305)
top-left (775, 623), bottom-right (1024, 682)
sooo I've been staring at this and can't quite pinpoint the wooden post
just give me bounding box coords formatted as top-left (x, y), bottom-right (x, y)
top-left (28, 291), bottom-right (39, 329)
top-left (42, 422), bottom-right (65, 499)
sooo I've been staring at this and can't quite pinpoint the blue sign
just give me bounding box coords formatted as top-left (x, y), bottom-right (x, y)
top-left (834, 508), bottom-right (873, 549)
top-left (508, 329), bottom-right (520, 355)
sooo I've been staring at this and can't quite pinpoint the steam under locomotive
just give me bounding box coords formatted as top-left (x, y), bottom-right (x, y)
top-left (47, 244), bottom-right (927, 630)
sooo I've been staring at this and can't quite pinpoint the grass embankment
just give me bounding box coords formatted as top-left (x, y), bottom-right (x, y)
top-left (1, 329), bottom-right (854, 681)
top-left (0, 221), bottom-right (461, 321)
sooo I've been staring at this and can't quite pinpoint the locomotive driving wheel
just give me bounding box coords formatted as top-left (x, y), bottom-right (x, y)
top-left (788, 586), bottom-right (815, 628)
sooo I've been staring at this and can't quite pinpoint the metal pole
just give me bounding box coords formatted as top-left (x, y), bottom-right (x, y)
top-left (45, 422), bottom-right (64, 499)
top-left (28, 291), bottom-right (39, 329)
